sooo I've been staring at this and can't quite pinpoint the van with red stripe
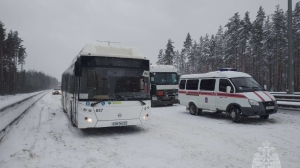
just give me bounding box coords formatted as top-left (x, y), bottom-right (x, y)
top-left (178, 69), bottom-right (278, 122)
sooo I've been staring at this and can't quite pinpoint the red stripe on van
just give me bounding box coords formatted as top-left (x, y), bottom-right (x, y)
top-left (254, 91), bottom-right (265, 102)
top-left (199, 92), bottom-right (214, 96)
top-left (262, 91), bottom-right (274, 101)
top-left (217, 92), bottom-right (247, 99)
top-left (178, 90), bottom-right (186, 94)
top-left (186, 91), bottom-right (199, 95)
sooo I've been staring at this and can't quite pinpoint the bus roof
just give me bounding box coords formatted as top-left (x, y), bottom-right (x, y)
top-left (150, 65), bottom-right (178, 73)
top-left (180, 71), bottom-right (251, 79)
top-left (78, 44), bottom-right (144, 59)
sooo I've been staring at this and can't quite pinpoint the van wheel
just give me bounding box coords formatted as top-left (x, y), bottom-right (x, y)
top-left (260, 115), bottom-right (269, 119)
top-left (189, 104), bottom-right (198, 115)
top-left (230, 106), bottom-right (242, 122)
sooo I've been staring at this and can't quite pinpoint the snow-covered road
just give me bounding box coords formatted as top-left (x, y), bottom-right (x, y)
top-left (0, 92), bottom-right (299, 168)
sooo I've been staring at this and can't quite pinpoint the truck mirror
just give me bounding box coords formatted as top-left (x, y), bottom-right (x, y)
top-left (151, 84), bottom-right (157, 95)
top-left (74, 58), bottom-right (82, 77)
top-left (226, 86), bottom-right (231, 93)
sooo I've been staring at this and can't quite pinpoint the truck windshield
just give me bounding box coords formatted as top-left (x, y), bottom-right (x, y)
top-left (79, 67), bottom-right (150, 101)
top-left (151, 72), bottom-right (178, 85)
top-left (230, 77), bottom-right (264, 93)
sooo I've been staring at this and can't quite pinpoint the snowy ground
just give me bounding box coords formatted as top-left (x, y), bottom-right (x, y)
top-left (0, 92), bottom-right (299, 168)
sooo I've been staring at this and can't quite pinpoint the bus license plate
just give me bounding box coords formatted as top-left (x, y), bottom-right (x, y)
top-left (266, 106), bottom-right (274, 110)
top-left (112, 121), bottom-right (127, 126)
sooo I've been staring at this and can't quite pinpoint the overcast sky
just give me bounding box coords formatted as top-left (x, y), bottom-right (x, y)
top-left (0, 0), bottom-right (296, 81)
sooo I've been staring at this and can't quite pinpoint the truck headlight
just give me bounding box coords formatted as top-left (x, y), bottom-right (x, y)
top-left (248, 99), bottom-right (259, 106)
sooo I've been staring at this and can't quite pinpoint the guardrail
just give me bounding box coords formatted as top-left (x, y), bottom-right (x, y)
top-left (270, 92), bottom-right (300, 110)
top-left (0, 91), bottom-right (48, 141)
top-left (0, 92), bottom-right (44, 112)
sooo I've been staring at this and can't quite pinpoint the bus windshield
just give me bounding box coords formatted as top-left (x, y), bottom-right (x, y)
top-left (79, 67), bottom-right (150, 101)
top-left (230, 77), bottom-right (264, 93)
top-left (150, 72), bottom-right (178, 85)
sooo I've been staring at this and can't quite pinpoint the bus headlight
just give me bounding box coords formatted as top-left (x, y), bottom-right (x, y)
top-left (152, 96), bottom-right (157, 100)
top-left (143, 114), bottom-right (149, 120)
top-left (85, 117), bottom-right (93, 123)
top-left (248, 99), bottom-right (259, 106)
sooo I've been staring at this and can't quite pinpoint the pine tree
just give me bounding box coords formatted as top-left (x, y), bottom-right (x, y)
top-left (196, 36), bottom-right (204, 73)
top-left (178, 49), bottom-right (186, 74)
top-left (238, 12), bottom-right (252, 72)
top-left (189, 41), bottom-right (198, 73)
top-left (183, 33), bottom-right (193, 73)
top-left (156, 49), bottom-right (164, 65)
top-left (263, 16), bottom-right (274, 91)
top-left (173, 50), bottom-right (180, 70)
top-left (164, 39), bottom-right (175, 65)
top-left (0, 21), bottom-right (5, 95)
top-left (214, 26), bottom-right (225, 69)
top-left (271, 5), bottom-right (287, 91)
top-left (251, 6), bottom-right (266, 85)
top-left (293, 2), bottom-right (300, 91)
top-left (202, 34), bottom-right (211, 72)
top-left (224, 12), bottom-right (241, 68)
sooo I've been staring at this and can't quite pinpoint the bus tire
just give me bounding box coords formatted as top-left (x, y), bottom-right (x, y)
top-left (70, 106), bottom-right (76, 127)
top-left (189, 103), bottom-right (198, 115)
top-left (260, 115), bottom-right (269, 119)
top-left (230, 106), bottom-right (242, 123)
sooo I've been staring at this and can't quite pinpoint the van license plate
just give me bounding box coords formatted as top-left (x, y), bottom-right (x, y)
top-left (266, 106), bottom-right (274, 110)
top-left (112, 121), bottom-right (127, 126)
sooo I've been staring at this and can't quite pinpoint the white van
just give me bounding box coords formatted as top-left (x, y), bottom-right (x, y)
top-left (178, 69), bottom-right (278, 122)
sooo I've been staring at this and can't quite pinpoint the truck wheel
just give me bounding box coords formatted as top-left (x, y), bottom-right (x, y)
top-left (189, 104), bottom-right (198, 115)
top-left (230, 106), bottom-right (242, 122)
top-left (260, 115), bottom-right (269, 119)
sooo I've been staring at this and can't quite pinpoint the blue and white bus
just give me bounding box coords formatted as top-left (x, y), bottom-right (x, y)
top-left (61, 44), bottom-right (151, 128)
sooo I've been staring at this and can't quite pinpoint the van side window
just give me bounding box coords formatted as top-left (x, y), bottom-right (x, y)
top-left (219, 79), bottom-right (234, 92)
top-left (179, 80), bottom-right (186, 89)
top-left (200, 79), bottom-right (215, 91)
top-left (186, 80), bottom-right (199, 90)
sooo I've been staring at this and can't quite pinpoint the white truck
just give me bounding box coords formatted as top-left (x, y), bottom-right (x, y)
top-left (178, 68), bottom-right (278, 122)
top-left (150, 65), bottom-right (179, 106)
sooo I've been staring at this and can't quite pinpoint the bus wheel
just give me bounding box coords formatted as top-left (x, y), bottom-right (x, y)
top-left (230, 106), bottom-right (242, 122)
top-left (260, 115), bottom-right (269, 119)
top-left (189, 103), bottom-right (198, 115)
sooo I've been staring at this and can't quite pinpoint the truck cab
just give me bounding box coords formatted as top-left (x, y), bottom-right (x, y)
top-left (150, 65), bottom-right (179, 106)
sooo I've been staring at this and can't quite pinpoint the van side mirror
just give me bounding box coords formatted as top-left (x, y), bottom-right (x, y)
top-left (226, 86), bottom-right (231, 93)
top-left (74, 58), bottom-right (82, 77)
top-left (151, 84), bottom-right (157, 95)
top-left (264, 85), bottom-right (267, 91)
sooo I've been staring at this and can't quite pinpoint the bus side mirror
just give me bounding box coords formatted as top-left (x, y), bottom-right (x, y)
top-left (226, 86), bottom-right (231, 93)
top-left (74, 59), bottom-right (82, 77)
top-left (151, 84), bottom-right (157, 95)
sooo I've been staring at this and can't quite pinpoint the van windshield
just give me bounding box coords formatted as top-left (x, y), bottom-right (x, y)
top-left (230, 77), bottom-right (264, 93)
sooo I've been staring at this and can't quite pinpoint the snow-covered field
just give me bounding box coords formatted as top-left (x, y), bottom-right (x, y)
top-left (0, 92), bottom-right (299, 168)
